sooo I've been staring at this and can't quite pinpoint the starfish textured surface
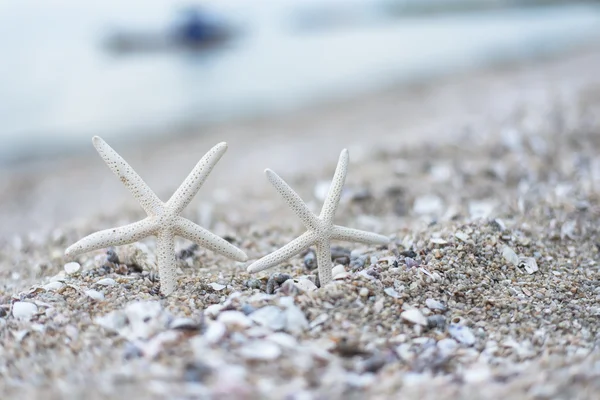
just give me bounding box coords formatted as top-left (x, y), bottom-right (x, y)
top-left (65, 136), bottom-right (247, 295)
top-left (247, 149), bottom-right (390, 286)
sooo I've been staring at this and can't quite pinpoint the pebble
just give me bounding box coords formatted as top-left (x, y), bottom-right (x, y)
top-left (205, 304), bottom-right (224, 318)
top-left (245, 278), bottom-right (261, 290)
top-left (519, 257), bottom-right (539, 274)
top-left (266, 332), bottom-right (297, 348)
top-left (217, 311), bottom-right (252, 329)
top-left (95, 301), bottom-right (170, 341)
top-left (250, 306), bottom-right (286, 331)
top-left (401, 309), bottom-right (427, 326)
top-left (374, 299), bottom-right (384, 313)
top-left (203, 322), bottom-right (226, 344)
top-left (427, 315), bottom-right (446, 329)
top-left (304, 251), bottom-right (316, 270)
top-left (85, 290), bottom-right (105, 301)
top-left (96, 278), bottom-right (117, 286)
top-left (425, 298), bottom-right (446, 311)
top-left (283, 303), bottom-right (309, 334)
top-left (169, 318), bottom-right (201, 331)
top-left (239, 340), bottom-right (281, 361)
top-left (455, 231), bottom-right (469, 242)
top-left (12, 301), bottom-right (38, 320)
top-left (331, 265), bottom-right (346, 278)
top-left (448, 324), bottom-right (476, 346)
top-left (278, 279), bottom-right (299, 296)
top-left (437, 338), bottom-right (459, 357)
top-left (384, 287), bottom-right (401, 298)
top-left (210, 283), bottom-right (227, 291)
top-left (64, 262), bottom-right (81, 274)
top-left (359, 288), bottom-right (369, 297)
top-left (502, 246), bottom-right (519, 266)
top-left (295, 278), bottom-right (318, 292)
top-left (43, 281), bottom-right (64, 291)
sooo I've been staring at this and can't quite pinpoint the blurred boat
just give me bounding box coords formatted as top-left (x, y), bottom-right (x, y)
top-left (103, 7), bottom-right (235, 55)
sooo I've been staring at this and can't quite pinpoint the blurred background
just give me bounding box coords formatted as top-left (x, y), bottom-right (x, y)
top-left (1, 0), bottom-right (600, 163)
top-left (1, 0), bottom-right (600, 237)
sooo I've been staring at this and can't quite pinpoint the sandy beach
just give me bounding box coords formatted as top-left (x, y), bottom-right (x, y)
top-left (1, 45), bottom-right (600, 399)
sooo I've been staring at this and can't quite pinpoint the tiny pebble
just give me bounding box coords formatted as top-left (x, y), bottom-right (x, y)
top-left (96, 278), bottom-right (117, 286)
top-left (64, 262), bottom-right (81, 274)
top-left (401, 309), bottom-right (427, 326)
top-left (12, 302), bottom-right (38, 320)
top-left (85, 290), bottom-right (105, 301)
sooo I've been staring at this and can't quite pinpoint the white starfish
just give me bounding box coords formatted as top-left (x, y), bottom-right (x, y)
top-left (247, 149), bottom-right (390, 286)
top-left (65, 136), bottom-right (248, 295)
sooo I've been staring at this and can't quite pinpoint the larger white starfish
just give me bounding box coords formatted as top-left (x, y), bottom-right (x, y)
top-left (247, 149), bottom-right (390, 286)
top-left (65, 136), bottom-right (248, 295)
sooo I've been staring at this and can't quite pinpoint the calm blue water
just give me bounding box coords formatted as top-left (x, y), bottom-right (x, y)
top-left (1, 1), bottom-right (600, 163)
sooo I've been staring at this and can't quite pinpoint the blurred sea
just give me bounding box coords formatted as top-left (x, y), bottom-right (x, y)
top-left (1, 0), bottom-right (600, 163)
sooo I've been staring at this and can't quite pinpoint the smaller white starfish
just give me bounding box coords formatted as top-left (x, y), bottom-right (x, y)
top-left (65, 136), bottom-right (248, 295)
top-left (247, 149), bottom-right (390, 286)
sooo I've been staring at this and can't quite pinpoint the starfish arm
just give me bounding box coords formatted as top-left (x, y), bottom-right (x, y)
top-left (316, 239), bottom-right (333, 286)
top-left (246, 231), bottom-right (315, 273)
top-left (265, 169), bottom-right (319, 230)
top-left (92, 136), bottom-right (163, 216)
top-left (174, 217), bottom-right (247, 262)
top-left (156, 229), bottom-right (177, 296)
top-left (331, 225), bottom-right (390, 246)
top-left (319, 149), bottom-right (349, 223)
top-left (65, 217), bottom-right (157, 258)
top-left (166, 142), bottom-right (228, 215)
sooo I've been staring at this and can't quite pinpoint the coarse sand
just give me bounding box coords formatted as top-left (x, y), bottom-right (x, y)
top-left (1, 47), bottom-right (600, 399)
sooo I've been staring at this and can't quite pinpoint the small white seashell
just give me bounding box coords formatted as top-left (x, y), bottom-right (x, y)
top-left (284, 304), bottom-right (309, 334)
top-left (502, 246), bottom-right (519, 266)
top-left (250, 306), bottom-right (286, 331)
top-left (204, 304), bottom-right (224, 318)
top-left (266, 332), bottom-right (297, 348)
top-left (333, 272), bottom-right (351, 280)
top-left (384, 287), bottom-right (401, 299)
top-left (448, 324), bottom-right (476, 345)
top-left (455, 231), bottom-right (469, 242)
top-left (218, 311), bottom-right (252, 329)
top-left (210, 283), bottom-right (226, 291)
top-left (425, 298), bottom-right (446, 311)
top-left (430, 238), bottom-right (448, 245)
top-left (96, 278), bottom-right (117, 286)
top-left (401, 309), bottom-right (427, 326)
top-left (85, 290), bottom-right (105, 301)
top-left (374, 299), bottom-right (384, 313)
top-left (95, 301), bottom-right (169, 341)
top-left (294, 278), bottom-right (318, 292)
top-left (64, 262), bottom-right (81, 274)
top-left (437, 338), bottom-right (458, 357)
top-left (519, 257), bottom-right (539, 274)
top-left (169, 317), bottom-right (200, 331)
top-left (43, 281), bottom-right (64, 292)
top-left (239, 340), bottom-right (281, 361)
top-left (12, 302), bottom-right (38, 320)
top-left (204, 321), bottom-right (226, 344)
top-left (331, 264), bottom-right (346, 277)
